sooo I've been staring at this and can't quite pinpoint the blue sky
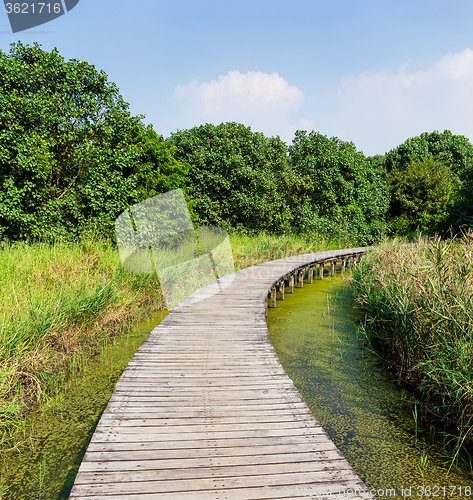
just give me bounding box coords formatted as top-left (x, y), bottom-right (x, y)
top-left (2, 0), bottom-right (473, 156)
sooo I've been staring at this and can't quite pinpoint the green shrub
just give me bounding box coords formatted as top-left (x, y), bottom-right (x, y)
top-left (287, 130), bottom-right (390, 244)
top-left (383, 130), bottom-right (473, 234)
top-left (387, 156), bottom-right (455, 234)
top-left (0, 42), bottom-right (189, 242)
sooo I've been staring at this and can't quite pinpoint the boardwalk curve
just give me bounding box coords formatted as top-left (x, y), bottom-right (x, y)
top-left (70, 248), bottom-right (375, 499)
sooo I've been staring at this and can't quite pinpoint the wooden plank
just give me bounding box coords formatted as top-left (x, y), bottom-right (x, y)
top-left (73, 458), bottom-right (350, 483)
top-left (84, 436), bottom-right (334, 455)
top-left (69, 487), bottom-right (373, 500)
top-left (70, 249), bottom-right (372, 499)
top-left (78, 450), bottom-right (343, 471)
top-left (88, 428), bottom-right (328, 443)
top-left (99, 406), bottom-right (312, 416)
top-left (84, 446), bottom-right (342, 464)
top-left (97, 414), bottom-right (318, 427)
top-left (69, 470), bottom-right (365, 495)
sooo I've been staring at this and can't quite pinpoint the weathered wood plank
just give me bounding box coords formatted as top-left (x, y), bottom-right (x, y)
top-left (78, 449), bottom-right (343, 472)
top-left (68, 488), bottom-right (373, 500)
top-left (70, 469), bottom-right (365, 495)
top-left (81, 449), bottom-right (343, 469)
top-left (73, 458), bottom-right (350, 484)
top-left (84, 433), bottom-right (334, 452)
top-left (87, 427), bottom-right (328, 443)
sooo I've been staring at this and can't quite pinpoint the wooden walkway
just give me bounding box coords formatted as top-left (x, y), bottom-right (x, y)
top-left (70, 248), bottom-right (375, 499)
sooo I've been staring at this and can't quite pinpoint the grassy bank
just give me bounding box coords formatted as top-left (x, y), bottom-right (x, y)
top-left (0, 231), bottom-right (351, 455)
top-left (350, 234), bottom-right (473, 465)
top-left (0, 236), bottom-right (163, 454)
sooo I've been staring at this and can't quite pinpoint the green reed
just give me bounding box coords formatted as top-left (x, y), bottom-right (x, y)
top-left (350, 233), bottom-right (473, 465)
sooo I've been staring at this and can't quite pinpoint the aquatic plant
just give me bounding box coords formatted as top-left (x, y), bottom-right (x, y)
top-left (350, 232), bottom-right (473, 464)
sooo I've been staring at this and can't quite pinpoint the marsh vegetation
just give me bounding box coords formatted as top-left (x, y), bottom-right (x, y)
top-left (351, 233), bottom-right (473, 467)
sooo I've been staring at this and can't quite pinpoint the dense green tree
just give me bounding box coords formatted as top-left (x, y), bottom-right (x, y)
top-left (384, 129), bottom-right (473, 176)
top-left (287, 131), bottom-right (389, 244)
top-left (170, 122), bottom-right (292, 233)
top-left (384, 130), bottom-right (473, 233)
top-left (387, 157), bottom-right (455, 234)
top-left (0, 42), bottom-right (188, 242)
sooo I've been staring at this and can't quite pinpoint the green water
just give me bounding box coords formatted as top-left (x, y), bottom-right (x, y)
top-left (0, 310), bottom-right (165, 499)
top-left (268, 269), bottom-right (472, 499)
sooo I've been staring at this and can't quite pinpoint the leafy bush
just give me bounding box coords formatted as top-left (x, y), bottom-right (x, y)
top-left (0, 42), bottom-right (189, 242)
top-left (387, 157), bottom-right (455, 234)
top-left (383, 130), bottom-right (473, 234)
top-left (170, 122), bottom-right (292, 234)
top-left (287, 130), bottom-right (390, 244)
top-left (384, 129), bottom-right (473, 177)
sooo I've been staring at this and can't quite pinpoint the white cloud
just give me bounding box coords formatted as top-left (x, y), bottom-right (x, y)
top-left (173, 71), bottom-right (305, 141)
top-left (298, 118), bottom-right (315, 130)
top-left (336, 48), bottom-right (473, 155)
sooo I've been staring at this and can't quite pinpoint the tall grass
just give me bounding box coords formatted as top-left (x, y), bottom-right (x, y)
top-left (350, 233), bottom-right (473, 464)
top-left (0, 230), bottom-right (352, 455)
top-left (0, 236), bottom-right (163, 453)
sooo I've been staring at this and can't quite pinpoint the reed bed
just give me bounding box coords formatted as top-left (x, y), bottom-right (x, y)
top-left (0, 236), bottom-right (163, 454)
top-left (350, 233), bottom-right (473, 463)
top-left (0, 230), bottom-right (350, 455)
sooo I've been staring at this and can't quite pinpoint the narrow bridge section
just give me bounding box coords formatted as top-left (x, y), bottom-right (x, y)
top-left (70, 248), bottom-right (374, 499)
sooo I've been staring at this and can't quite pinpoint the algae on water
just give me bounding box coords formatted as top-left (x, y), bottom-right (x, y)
top-left (268, 270), bottom-right (471, 498)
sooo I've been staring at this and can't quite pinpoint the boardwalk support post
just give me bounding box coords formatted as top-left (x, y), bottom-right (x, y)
top-left (330, 260), bottom-right (335, 277)
top-left (298, 269), bottom-right (304, 288)
top-left (289, 274), bottom-right (294, 293)
top-left (279, 279), bottom-right (285, 300)
top-left (319, 262), bottom-right (324, 280)
top-left (270, 286), bottom-right (277, 308)
top-left (308, 266), bottom-right (313, 283)
top-left (341, 257), bottom-right (347, 273)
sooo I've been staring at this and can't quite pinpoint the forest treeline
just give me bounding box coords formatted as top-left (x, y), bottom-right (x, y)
top-left (1, 42), bottom-right (472, 245)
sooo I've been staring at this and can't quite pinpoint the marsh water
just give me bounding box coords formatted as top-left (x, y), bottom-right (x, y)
top-left (2, 269), bottom-right (472, 499)
top-left (267, 268), bottom-right (472, 498)
top-left (0, 310), bottom-right (166, 499)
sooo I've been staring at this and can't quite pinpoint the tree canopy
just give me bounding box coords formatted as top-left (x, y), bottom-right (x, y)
top-left (380, 130), bottom-right (473, 234)
top-left (287, 131), bottom-right (390, 243)
top-left (1, 43), bottom-right (471, 244)
top-left (0, 42), bottom-right (188, 242)
top-left (171, 125), bottom-right (389, 244)
top-left (384, 130), bottom-right (473, 178)
top-left (388, 157), bottom-right (455, 234)
top-left (170, 122), bottom-right (292, 234)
